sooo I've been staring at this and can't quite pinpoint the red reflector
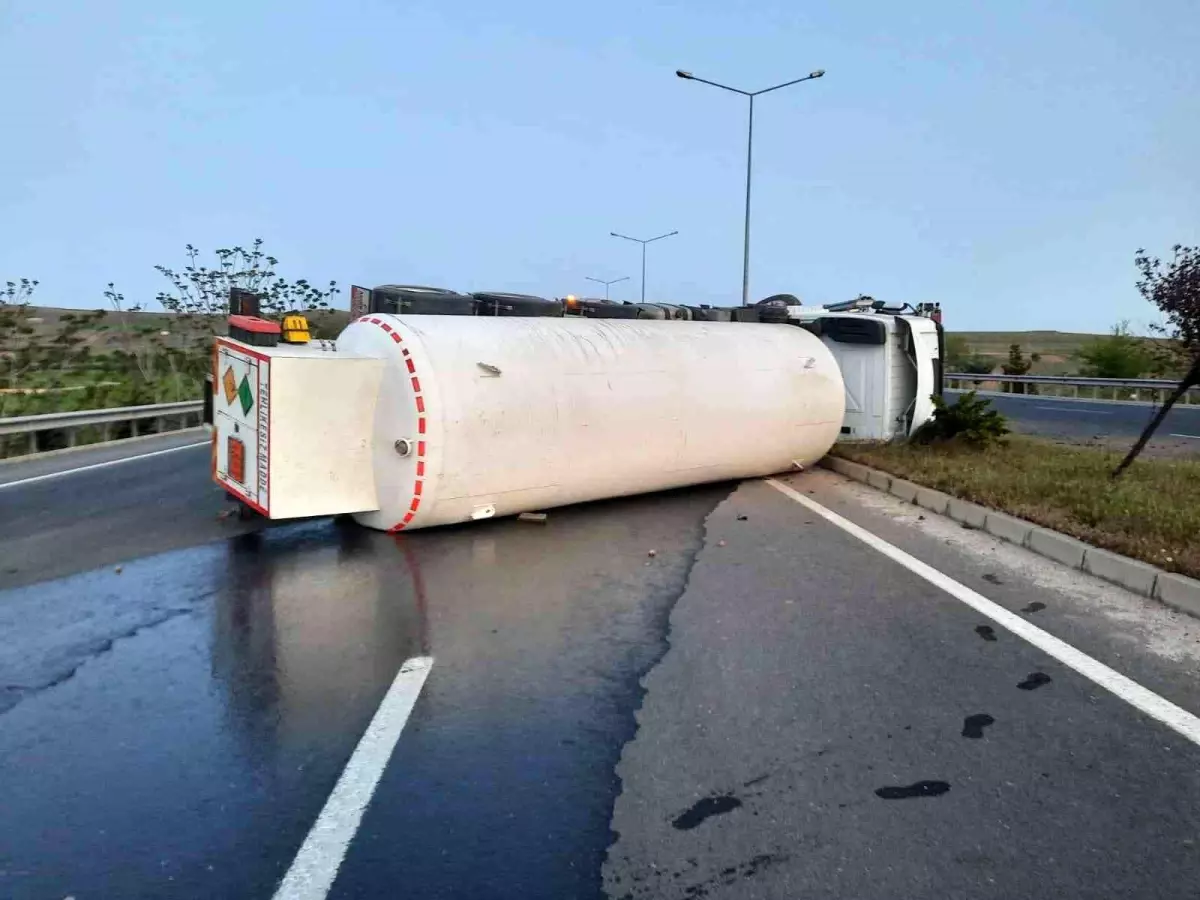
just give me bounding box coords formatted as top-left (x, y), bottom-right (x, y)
top-left (227, 437), bottom-right (246, 484)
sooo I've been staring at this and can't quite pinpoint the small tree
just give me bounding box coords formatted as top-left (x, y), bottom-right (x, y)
top-left (1000, 343), bottom-right (1039, 394)
top-left (0, 279), bottom-right (106, 421)
top-left (0, 279), bottom-right (43, 415)
top-left (1077, 321), bottom-right (1153, 379)
top-left (154, 239), bottom-right (339, 318)
top-left (945, 334), bottom-right (971, 369)
top-left (1113, 245), bottom-right (1200, 477)
top-left (913, 391), bottom-right (1009, 447)
top-left (149, 239), bottom-right (342, 397)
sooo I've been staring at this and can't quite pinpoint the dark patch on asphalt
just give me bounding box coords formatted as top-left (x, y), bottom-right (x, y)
top-left (982, 573), bottom-right (1003, 585)
top-left (1018, 672), bottom-right (1053, 691)
top-left (1021, 601), bottom-right (1047, 614)
top-left (975, 624), bottom-right (998, 641)
top-left (678, 853), bottom-right (789, 899)
top-left (736, 514), bottom-right (748, 521)
top-left (962, 713), bottom-right (995, 738)
top-left (875, 780), bottom-right (951, 800)
top-left (672, 795), bottom-right (743, 830)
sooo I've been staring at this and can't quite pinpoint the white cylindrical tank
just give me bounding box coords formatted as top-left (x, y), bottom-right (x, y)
top-left (335, 314), bottom-right (845, 532)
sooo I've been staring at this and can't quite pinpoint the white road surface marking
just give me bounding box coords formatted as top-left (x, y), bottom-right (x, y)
top-left (1169, 433), bottom-right (1200, 440)
top-left (766, 478), bottom-right (1200, 748)
top-left (1035, 406), bottom-right (1111, 415)
top-left (0, 440), bottom-right (210, 489)
top-left (273, 656), bottom-right (434, 900)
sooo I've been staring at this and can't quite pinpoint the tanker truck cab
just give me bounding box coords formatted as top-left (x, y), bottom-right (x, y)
top-left (786, 299), bottom-right (944, 442)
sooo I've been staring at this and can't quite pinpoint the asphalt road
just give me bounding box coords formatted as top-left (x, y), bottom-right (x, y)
top-left (948, 390), bottom-right (1200, 450)
top-left (4, 441), bottom-right (1200, 898)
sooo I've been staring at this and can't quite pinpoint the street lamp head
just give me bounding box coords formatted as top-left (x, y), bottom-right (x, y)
top-left (810, 69), bottom-right (825, 78)
top-left (676, 70), bottom-right (694, 79)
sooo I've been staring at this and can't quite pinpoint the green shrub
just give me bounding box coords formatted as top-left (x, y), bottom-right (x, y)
top-left (913, 391), bottom-right (1009, 447)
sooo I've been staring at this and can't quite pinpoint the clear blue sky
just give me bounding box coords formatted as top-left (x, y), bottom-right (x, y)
top-left (1, 0), bottom-right (1197, 331)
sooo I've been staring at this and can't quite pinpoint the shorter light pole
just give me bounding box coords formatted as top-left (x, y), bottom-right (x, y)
top-left (584, 275), bottom-right (630, 302)
top-left (610, 230), bottom-right (679, 303)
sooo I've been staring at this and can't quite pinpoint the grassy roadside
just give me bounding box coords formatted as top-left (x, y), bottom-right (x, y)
top-left (832, 436), bottom-right (1200, 580)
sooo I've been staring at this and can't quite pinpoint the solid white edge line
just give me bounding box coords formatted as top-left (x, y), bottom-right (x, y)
top-left (273, 656), bottom-right (434, 900)
top-left (765, 477), bottom-right (1200, 748)
top-left (1169, 433), bottom-right (1200, 440)
top-left (0, 440), bottom-right (210, 489)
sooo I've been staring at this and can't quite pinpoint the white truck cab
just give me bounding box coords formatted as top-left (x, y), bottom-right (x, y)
top-left (786, 299), bottom-right (944, 441)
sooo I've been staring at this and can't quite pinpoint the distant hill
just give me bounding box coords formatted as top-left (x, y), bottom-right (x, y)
top-left (950, 330), bottom-right (1115, 375)
top-left (6, 311), bottom-right (1154, 376)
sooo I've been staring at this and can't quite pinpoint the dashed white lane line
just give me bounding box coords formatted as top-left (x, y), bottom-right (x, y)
top-left (765, 478), bottom-right (1200, 748)
top-left (1035, 406), bottom-right (1112, 415)
top-left (273, 656), bottom-right (434, 900)
top-left (0, 441), bottom-right (210, 489)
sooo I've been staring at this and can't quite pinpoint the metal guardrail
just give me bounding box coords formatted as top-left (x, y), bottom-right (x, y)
top-left (0, 401), bottom-right (204, 457)
top-left (945, 373), bottom-right (1200, 405)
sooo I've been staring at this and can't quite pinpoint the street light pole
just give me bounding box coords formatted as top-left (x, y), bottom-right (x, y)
top-left (610, 230), bottom-right (679, 303)
top-left (584, 275), bottom-right (630, 302)
top-left (676, 68), bottom-right (825, 306)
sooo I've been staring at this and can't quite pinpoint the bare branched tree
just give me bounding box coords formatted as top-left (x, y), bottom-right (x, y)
top-left (1113, 245), bottom-right (1200, 478)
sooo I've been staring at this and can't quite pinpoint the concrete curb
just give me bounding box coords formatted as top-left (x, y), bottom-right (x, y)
top-left (820, 455), bottom-right (1200, 618)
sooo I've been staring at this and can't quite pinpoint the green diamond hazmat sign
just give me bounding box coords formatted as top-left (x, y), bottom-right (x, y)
top-left (214, 339), bottom-right (271, 514)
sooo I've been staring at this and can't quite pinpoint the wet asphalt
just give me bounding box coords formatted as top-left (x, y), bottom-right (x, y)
top-left (0, 447), bottom-right (728, 899)
top-left (5, 447), bottom-right (1200, 897)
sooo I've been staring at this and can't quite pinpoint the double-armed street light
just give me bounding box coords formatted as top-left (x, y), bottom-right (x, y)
top-left (675, 68), bottom-right (825, 306)
top-left (609, 230), bottom-right (679, 303)
top-left (584, 275), bottom-right (631, 302)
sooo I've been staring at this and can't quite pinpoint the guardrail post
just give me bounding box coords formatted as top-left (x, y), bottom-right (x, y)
top-left (28, 431), bottom-right (37, 455)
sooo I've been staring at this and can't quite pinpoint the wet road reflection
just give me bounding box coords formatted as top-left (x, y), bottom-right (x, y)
top-left (0, 483), bottom-right (730, 900)
top-left (0, 519), bottom-right (427, 899)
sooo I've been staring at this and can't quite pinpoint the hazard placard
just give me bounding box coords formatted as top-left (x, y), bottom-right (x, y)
top-left (213, 339), bottom-right (270, 513)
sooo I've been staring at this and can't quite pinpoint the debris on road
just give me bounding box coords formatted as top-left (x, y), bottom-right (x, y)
top-left (518, 512), bottom-right (548, 524)
top-left (647, 549), bottom-right (657, 558)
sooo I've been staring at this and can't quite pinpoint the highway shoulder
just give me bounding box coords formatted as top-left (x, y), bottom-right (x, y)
top-left (604, 472), bottom-right (1200, 900)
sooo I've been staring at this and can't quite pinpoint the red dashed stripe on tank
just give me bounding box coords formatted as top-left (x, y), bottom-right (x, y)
top-left (358, 317), bottom-right (427, 532)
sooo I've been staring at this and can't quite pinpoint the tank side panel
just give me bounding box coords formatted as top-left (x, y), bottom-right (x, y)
top-left (365, 317), bottom-right (842, 529)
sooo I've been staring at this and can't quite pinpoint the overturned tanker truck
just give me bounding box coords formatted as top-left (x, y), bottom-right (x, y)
top-left (204, 286), bottom-right (943, 532)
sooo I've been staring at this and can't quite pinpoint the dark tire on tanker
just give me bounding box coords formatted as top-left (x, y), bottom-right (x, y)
top-left (757, 293), bottom-right (800, 307)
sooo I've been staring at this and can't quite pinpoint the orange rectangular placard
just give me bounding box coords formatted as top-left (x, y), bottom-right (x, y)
top-left (228, 437), bottom-right (246, 484)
